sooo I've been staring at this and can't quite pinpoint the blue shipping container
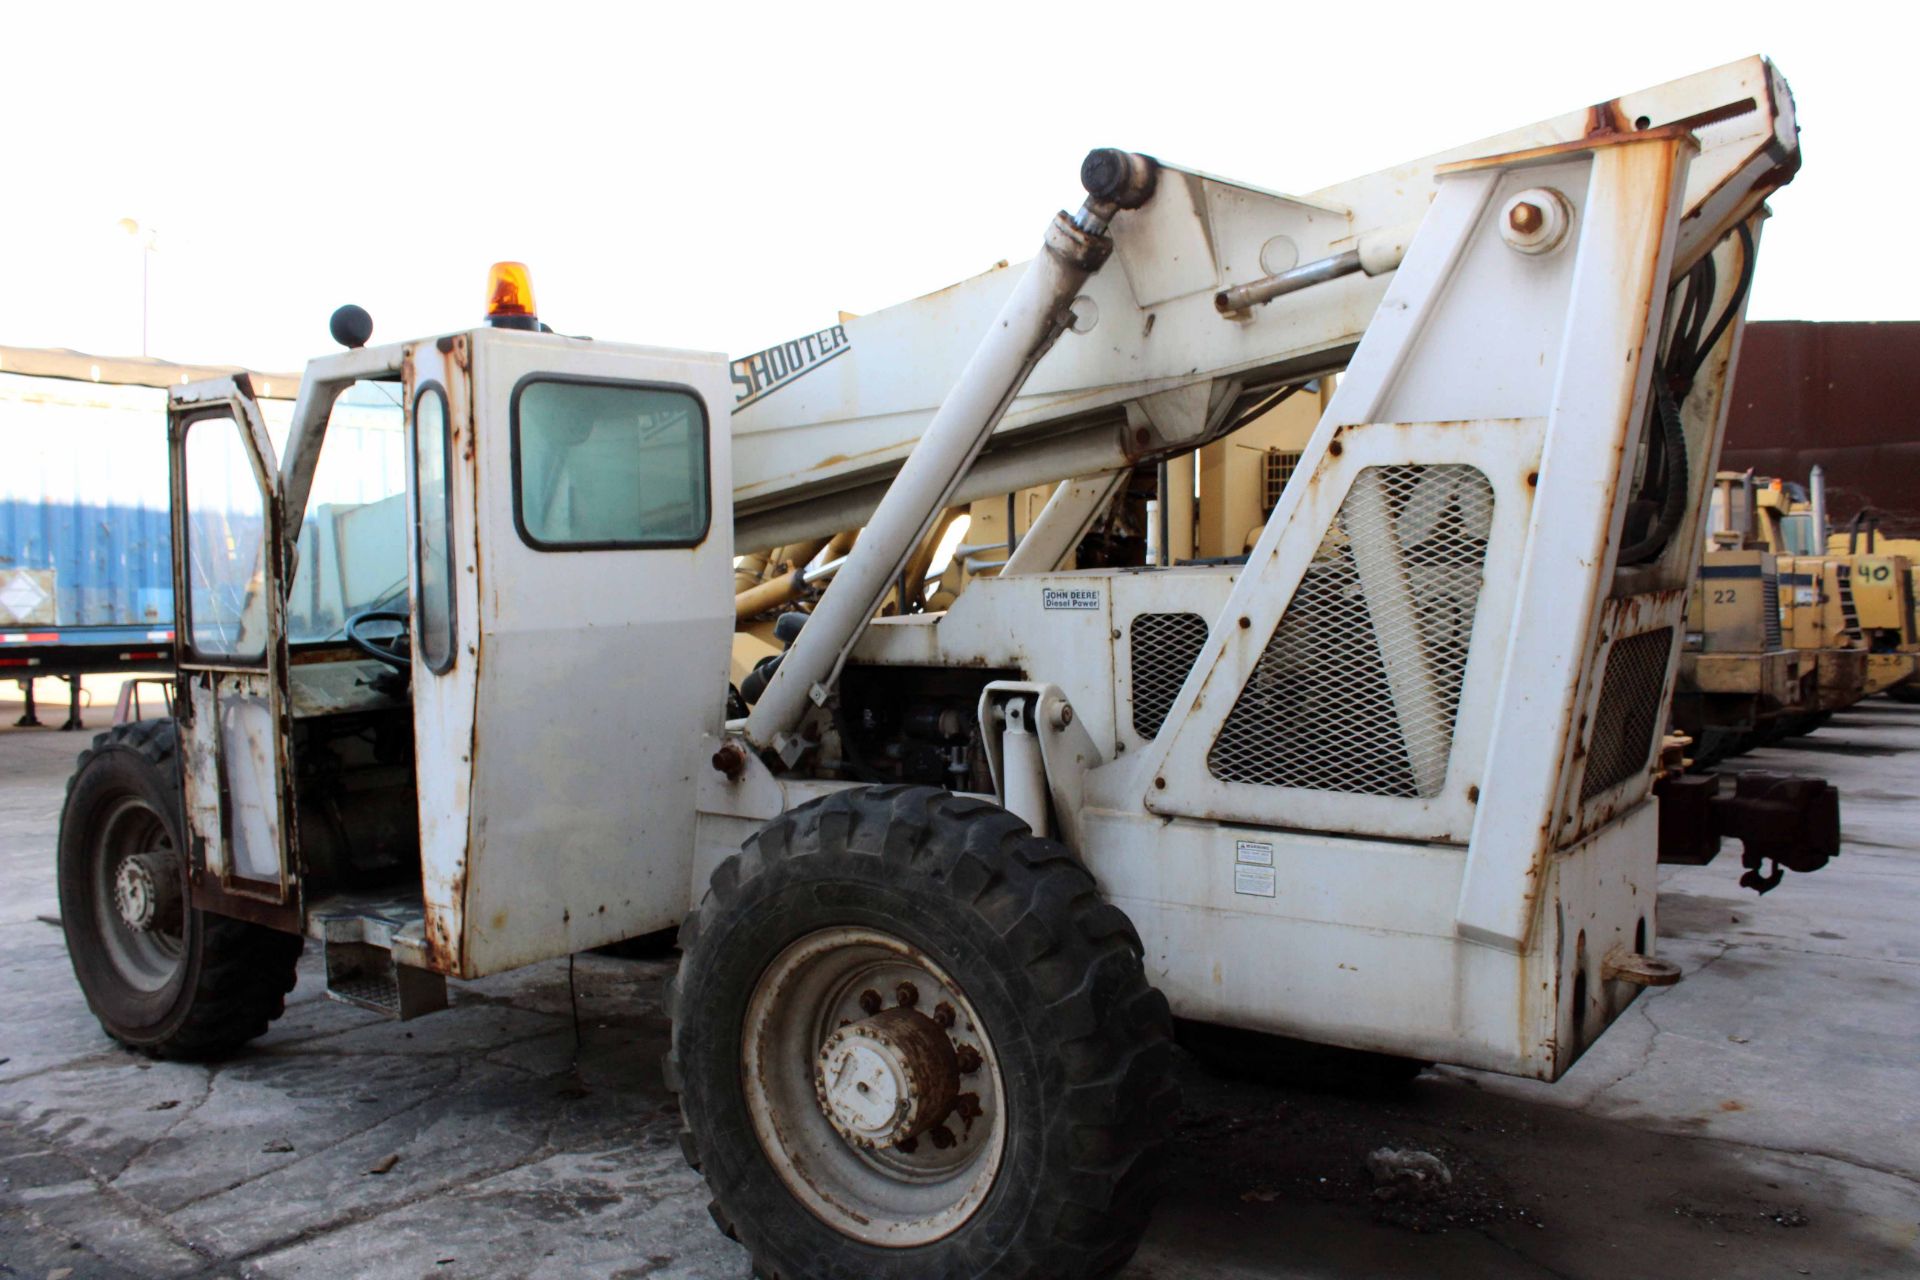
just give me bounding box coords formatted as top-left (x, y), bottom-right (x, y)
top-left (0, 372), bottom-right (342, 632)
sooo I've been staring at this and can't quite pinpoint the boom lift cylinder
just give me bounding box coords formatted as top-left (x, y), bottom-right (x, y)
top-left (744, 152), bottom-right (1157, 759)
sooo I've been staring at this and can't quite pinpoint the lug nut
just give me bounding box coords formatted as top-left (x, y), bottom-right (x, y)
top-left (895, 981), bottom-right (919, 1008)
top-left (858, 989), bottom-right (883, 1016)
top-left (933, 1002), bottom-right (955, 1028)
top-left (1508, 201), bottom-right (1544, 235)
top-left (955, 1044), bottom-right (983, 1075)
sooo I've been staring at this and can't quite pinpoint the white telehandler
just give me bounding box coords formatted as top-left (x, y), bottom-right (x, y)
top-left (58, 55), bottom-right (1824, 1279)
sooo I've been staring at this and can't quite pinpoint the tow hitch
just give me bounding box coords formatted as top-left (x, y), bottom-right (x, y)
top-left (1655, 770), bottom-right (1842, 893)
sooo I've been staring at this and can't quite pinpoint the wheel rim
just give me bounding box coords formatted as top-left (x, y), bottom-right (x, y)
top-left (89, 794), bottom-right (186, 993)
top-left (742, 927), bottom-right (1008, 1247)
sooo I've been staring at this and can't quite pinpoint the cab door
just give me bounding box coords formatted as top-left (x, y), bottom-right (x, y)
top-left (456, 331), bottom-right (735, 975)
top-left (169, 375), bottom-right (299, 927)
top-left (403, 337), bottom-right (482, 974)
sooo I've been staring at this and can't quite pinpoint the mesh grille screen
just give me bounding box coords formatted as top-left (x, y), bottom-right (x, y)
top-left (1263, 450), bottom-right (1302, 516)
top-left (1130, 612), bottom-right (1210, 739)
top-left (1580, 627), bottom-right (1674, 802)
top-left (1762, 573), bottom-right (1783, 651)
top-left (1208, 465), bottom-right (1493, 797)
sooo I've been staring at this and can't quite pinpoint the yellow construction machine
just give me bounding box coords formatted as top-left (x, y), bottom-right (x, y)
top-left (1824, 507), bottom-right (1920, 703)
top-left (1752, 476), bottom-right (1917, 720)
top-left (1672, 474), bottom-right (1812, 765)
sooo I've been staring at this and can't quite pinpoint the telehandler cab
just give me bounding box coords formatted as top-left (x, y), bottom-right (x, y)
top-left (59, 56), bottom-right (1835, 1278)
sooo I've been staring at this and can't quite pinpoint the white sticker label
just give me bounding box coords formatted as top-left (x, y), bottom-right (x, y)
top-left (1234, 865), bottom-right (1277, 898)
top-left (1793, 587), bottom-right (1816, 606)
top-left (1041, 587), bottom-right (1101, 611)
top-left (1235, 840), bottom-right (1274, 866)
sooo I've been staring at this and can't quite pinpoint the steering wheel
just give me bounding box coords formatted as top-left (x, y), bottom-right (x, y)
top-left (345, 609), bottom-right (413, 670)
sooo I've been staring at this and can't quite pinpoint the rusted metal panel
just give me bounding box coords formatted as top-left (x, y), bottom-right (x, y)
top-left (1722, 321), bottom-right (1920, 537)
top-left (1455, 135), bottom-right (1697, 953)
top-left (398, 337), bottom-right (480, 977)
top-left (1561, 589), bottom-right (1689, 844)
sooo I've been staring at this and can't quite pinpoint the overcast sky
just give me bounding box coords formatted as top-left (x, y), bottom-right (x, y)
top-left (0, 2), bottom-right (1910, 374)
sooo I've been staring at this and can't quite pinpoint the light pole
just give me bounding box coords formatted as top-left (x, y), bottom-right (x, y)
top-left (116, 218), bottom-right (158, 357)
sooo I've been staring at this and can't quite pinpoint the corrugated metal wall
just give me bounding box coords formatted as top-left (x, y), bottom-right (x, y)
top-left (1723, 321), bottom-right (1920, 538)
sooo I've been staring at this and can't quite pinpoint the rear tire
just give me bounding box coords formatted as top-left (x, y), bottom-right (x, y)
top-left (57, 719), bottom-right (303, 1059)
top-left (1887, 682), bottom-right (1920, 705)
top-left (668, 785), bottom-right (1176, 1280)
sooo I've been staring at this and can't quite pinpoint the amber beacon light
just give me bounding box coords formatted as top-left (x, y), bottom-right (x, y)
top-left (485, 261), bottom-right (539, 329)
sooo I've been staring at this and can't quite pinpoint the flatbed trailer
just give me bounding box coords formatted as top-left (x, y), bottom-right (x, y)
top-left (0, 347), bottom-right (298, 726)
top-left (2, 626), bottom-right (173, 727)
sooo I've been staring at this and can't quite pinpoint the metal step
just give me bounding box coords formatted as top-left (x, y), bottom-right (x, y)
top-left (324, 941), bottom-right (448, 1020)
top-left (311, 893), bottom-right (447, 1021)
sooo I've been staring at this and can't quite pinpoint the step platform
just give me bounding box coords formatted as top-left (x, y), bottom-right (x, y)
top-left (306, 890), bottom-right (448, 1020)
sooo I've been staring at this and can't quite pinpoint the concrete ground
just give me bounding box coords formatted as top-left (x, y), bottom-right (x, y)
top-left (3, 698), bottom-right (1916, 1280)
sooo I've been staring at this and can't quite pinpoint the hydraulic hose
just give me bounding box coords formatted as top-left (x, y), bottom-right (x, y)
top-left (1617, 222), bottom-right (1756, 567)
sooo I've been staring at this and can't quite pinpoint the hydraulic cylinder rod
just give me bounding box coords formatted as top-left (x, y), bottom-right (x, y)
top-left (743, 150), bottom-right (1157, 761)
top-left (1215, 249), bottom-right (1362, 313)
top-left (734, 555), bottom-right (849, 622)
top-left (1212, 222), bottom-right (1418, 314)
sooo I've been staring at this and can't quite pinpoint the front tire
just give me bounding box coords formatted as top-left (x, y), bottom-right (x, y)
top-left (57, 719), bottom-right (303, 1059)
top-left (668, 785), bottom-right (1175, 1280)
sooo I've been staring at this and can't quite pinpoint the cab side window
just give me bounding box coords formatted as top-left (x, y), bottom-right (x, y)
top-left (511, 378), bottom-right (709, 549)
top-left (413, 385), bottom-right (455, 670)
top-left (182, 411), bottom-right (267, 659)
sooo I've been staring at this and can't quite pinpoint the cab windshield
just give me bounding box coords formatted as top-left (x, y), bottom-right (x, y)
top-left (286, 380), bottom-right (410, 645)
top-left (1778, 512), bottom-right (1819, 557)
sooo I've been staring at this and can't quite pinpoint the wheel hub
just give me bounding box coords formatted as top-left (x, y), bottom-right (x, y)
top-left (743, 927), bottom-right (1008, 1246)
top-left (113, 851), bottom-right (182, 935)
top-left (814, 1006), bottom-right (959, 1149)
